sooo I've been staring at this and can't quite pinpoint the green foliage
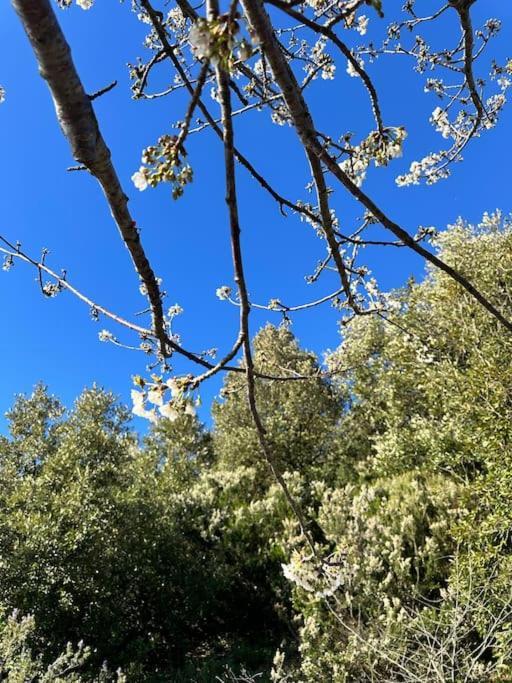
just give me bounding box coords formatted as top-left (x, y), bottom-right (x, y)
top-left (0, 608), bottom-right (106, 682)
top-left (213, 324), bottom-right (344, 484)
top-left (280, 211), bottom-right (512, 680)
top-left (3, 215), bottom-right (512, 679)
top-left (0, 387), bottom-right (268, 678)
top-left (281, 473), bottom-right (460, 680)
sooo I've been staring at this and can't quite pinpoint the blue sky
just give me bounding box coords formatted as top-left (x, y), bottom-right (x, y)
top-left (0, 0), bottom-right (510, 429)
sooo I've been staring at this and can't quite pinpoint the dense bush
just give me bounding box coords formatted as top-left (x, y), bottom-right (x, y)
top-left (276, 212), bottom-right (512, 680)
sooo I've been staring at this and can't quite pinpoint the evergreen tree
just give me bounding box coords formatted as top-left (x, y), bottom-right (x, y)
top-left (213, 324), bottom-right (343, 484)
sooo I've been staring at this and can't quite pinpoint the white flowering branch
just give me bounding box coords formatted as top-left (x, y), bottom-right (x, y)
top-left (237, 0), bottom-right (512, 333)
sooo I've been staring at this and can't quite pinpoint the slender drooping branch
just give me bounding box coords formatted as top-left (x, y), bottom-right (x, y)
top-left (0, 232), bottom-right (325, 384)
top-left (267, 0), bottom-right (385, 134)
top-left (216, 55), bottom-right (319, 556)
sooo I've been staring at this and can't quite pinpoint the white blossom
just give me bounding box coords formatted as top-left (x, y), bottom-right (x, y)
top-left (340, 155), bottom-right (367, 187)
top-left (364, 277), bottom-right (379, 298)
top-left (159, 402), bottom-right (180, 421)
top-left (322, 63), bottom-right (336, 80)
top-left (167, 304), bottom-right (183, 317)
top-left (253, 59), bottom-right (267, 77)
top-left (281, 562), bottom-right (315, 592)
top-left (271, 104), bottom-right (291, 126)
top-left (147, 387), bottom-right (164, 406)
top-left (355, 15), bottom-right (369, 35)
top-left (346, 57), bottom-right (364, 78)
top-left (188, 21), bottom-right (214, 61)
top-left (98, 330), bottom-right (113, 342)
top-left (131, 390), bottom-right (158, 423)
top-left (430, 106), bottom-right (451, 139)
top-left (137, 11), bottom-right (151, 24)
top-left (166, 378), bottom-right (181, 397)
top-left (2, 254), bottom-right (13, 271)
top-left (132, 167), bottom-right (148, 191)
top-left (396, 151), bottom-right (447, 187)
top-left (76, 0), bottom-right (93, 9)
top-left (237, 40), bottom-right (252, 62)
top-left (216, 285), bottom-right (232, 300)
top-left (184, 403), bottom-right (196, 417)
top-left (340, 127), bottom-right (406, 187)
top-left (166, 6), bottom-right (186, 31)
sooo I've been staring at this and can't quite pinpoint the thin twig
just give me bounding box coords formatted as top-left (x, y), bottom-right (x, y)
top-left (216, 54), bottom-right (319, 557)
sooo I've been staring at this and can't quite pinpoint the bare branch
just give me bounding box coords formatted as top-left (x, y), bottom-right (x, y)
top-left (216, 53), bottom-right (320, 557)
top-left (0, 233), bottom-right (322, 384)
top-left (89, 79), bottom-right (118, 101)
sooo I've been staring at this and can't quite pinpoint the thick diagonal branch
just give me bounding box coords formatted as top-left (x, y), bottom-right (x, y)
top-left (451, 0), bottom-right (485, 125)
top-left (240, 0), bottom-right (512, 334)
top-left (12, 0), bottom-right (169, 355)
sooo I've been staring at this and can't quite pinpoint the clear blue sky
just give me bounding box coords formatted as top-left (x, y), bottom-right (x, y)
top-left (0, 0), bottom-right (510, 429)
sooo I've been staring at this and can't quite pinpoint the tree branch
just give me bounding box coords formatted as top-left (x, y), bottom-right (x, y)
top-left (240, 0), bottom-right (512, 334)
top-left (12, 0), bottom-right (169, 355)
top-left (216, 55), bottom-right (319, 556)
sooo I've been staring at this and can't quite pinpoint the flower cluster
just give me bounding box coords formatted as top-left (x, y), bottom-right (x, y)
top-left (188, 16), bottom-right (240, 70)
top-left (166, 7), bottom-right (187, 35)
top-left (271, 103), bottom-right (292, 127)
top-left (167, 303), bottom-right (183, 317)
top-left (42, 281), bottom-right (62, 298)
top-left (216, 285), bottom-right (232, 300)
top-left (57, 0), bottom-right (93, 9)
top-left (385, 19), bottom-right (511, 187)
top-left (305, 38), bottom-right (336, 82)
top-left (131, 374), bottom-right (197, 423)
top-left (346, 55), bottom-right (365, 78)
top-left (132, 135), bottom-right (193, 199)
top-left (339, 126), bottom-right (407, 187)
top-left (98, 329), bottom-right (114, 342)
top-left (396, 151), bottom-right (447, 186)
top-left (484, 92), bottom-right (507, 129)
top-left (282, 550), bottom-right (345, 599)
top-left (355, 15), bottom-right (369, 36)
top-left (304, 0), bottom-right (329, 12)
top-left (2, 254), bottom-right (13, 272)
top-left (430, 106), bottom-right (451, 139)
